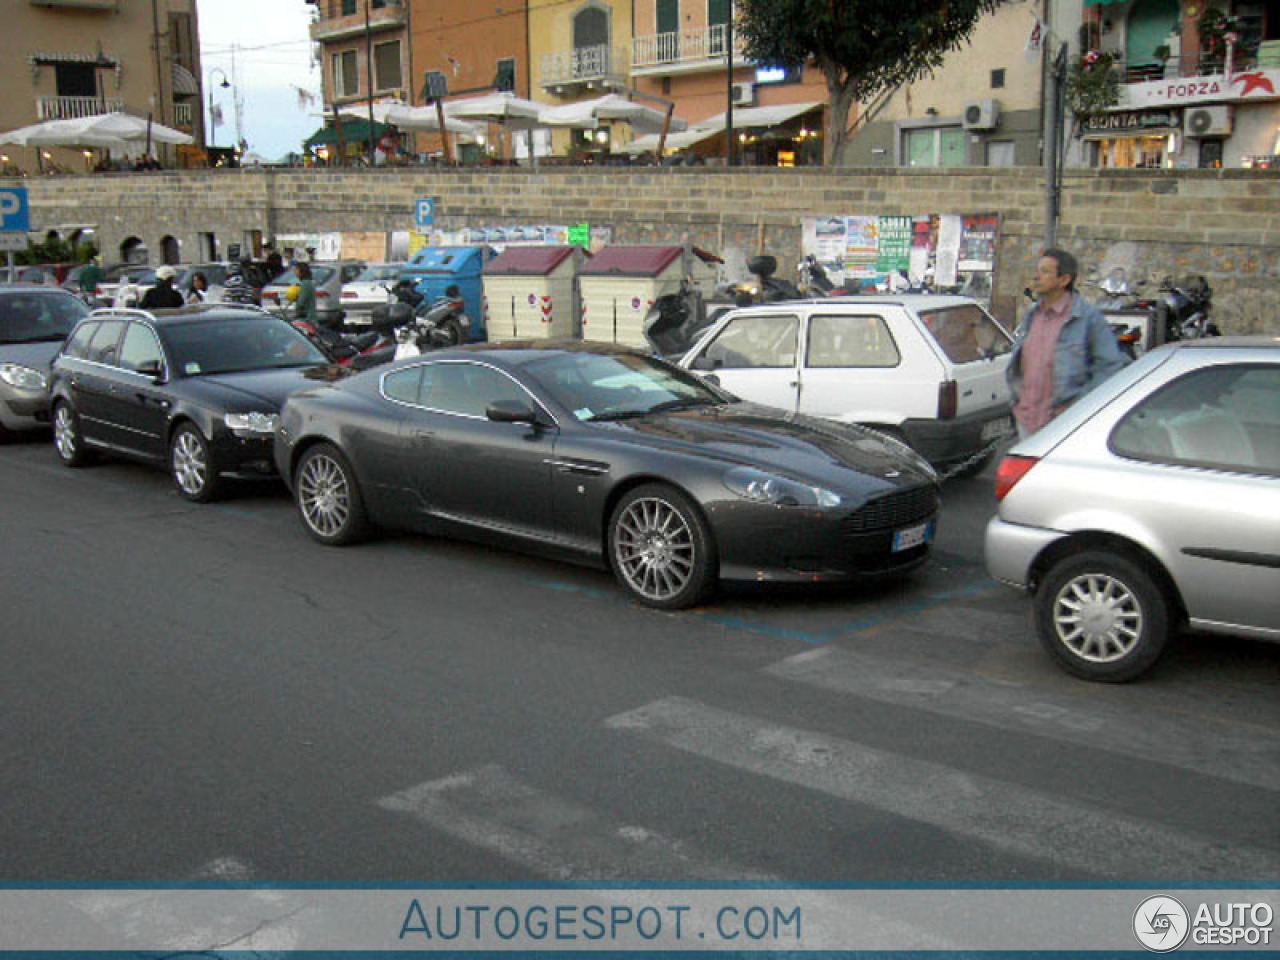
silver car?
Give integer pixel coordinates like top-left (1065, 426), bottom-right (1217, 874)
top-left (985, 337), bottom-right (1280, 682)
top-left (0, 286), bottom-right (89, 438)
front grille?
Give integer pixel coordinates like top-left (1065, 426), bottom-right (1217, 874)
top-left (841, 484), bottom-right (939, 535)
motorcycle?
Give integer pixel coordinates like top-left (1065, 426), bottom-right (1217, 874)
top-left (1156, 274), bottom-right (1217, 342)
top-left (1094, 268), bottom-right (1159, 359)
top-left (291, 312), bottom-right (397, 370)
top-left (389, 288), bottom-right (470, 360)
top-left (644, 278), bottom-right (726, 360)
top-left (798, 255), bottom-right (861, 298)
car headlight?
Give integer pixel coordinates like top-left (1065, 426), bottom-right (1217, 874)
top-left (724, 466), bottom-right (841, 508)
top-left (224, 411), bottom-right (279, 436)
top-left (0, 363), bottom-right (48, 391)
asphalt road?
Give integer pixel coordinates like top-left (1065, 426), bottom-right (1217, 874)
top-left (1, 433), bottom-right (1276, 884)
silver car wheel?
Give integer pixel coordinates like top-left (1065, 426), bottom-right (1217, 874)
top-left (54, 404), bottom-right (77, 461)
top-left (172, 430), bottom-right (208, 496)
top-left (1051, 572), bottom-right (1143, 664)
top-left (613, 496), bottom-right (697, 603)
top-left (297, 450), bottom-right (350, 539)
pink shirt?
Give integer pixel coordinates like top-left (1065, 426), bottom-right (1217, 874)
top-left (1013, 297), bottom-right (1072, 435)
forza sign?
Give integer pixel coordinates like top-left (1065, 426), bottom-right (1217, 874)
top-left (1120, 67), bottom-right (1280, 109)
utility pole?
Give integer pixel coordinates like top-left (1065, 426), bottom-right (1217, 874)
top-left (231, 44), bottom-right (245, 151)
top-left (726, 7), bottom-right (736, 166)
top-left (1044, 43), bottom-right (1068, 249)
top-left (365, 0), bottom-right (376, 165)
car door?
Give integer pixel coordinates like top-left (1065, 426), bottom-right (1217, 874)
top-left (72, 318), bottom-right (128, 447)
top-left (107, 320), bottom-right (170, 461)
top-left (796, 307), bottom-right (935, 426)
top-left (686, 311), bottom-right (800, 414)
top-left (400, 359), bottom-right (558, 541)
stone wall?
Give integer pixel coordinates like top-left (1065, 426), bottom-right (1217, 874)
top-left (6, 165), bottom-right (1279, 333)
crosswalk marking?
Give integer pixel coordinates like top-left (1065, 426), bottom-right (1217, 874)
top-left (377, 764), bottom-right (770, 881)
top-left (605, 696), bottom-right (1280, 879)
top-left (766, 646), bottom-right (1280, 791)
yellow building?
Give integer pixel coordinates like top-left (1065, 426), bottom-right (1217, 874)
top-left (0, 0), bottom-right (204, 176)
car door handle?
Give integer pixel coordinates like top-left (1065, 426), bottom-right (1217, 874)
top-left (414, 430), bottom-right (434, 440)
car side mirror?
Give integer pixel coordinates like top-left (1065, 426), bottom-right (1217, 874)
top-left (692, 354), bottom-right (720, 371)
top-left (136, 360), bottom-right (165, 381)
top-left (702, 373), bottom-right (721, 388)
top-left (487, 398), bottom-right (538, 425)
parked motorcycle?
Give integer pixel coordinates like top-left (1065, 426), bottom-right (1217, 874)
top-left (292, 313), bottom-right (397, 370)
top-left (644, 279), bottom-right (724, 359)
top-left (390, 287), bottom-right (470, 360)
top-left (1156, 274), bottom-right (1217, 342)
top-left (1094, 268), bottom-right (1159, 359)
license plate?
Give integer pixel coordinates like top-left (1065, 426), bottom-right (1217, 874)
top-left (893, 520), bottom-right (932, 552)
top-left (981, 416), bottom-right (1013, 441)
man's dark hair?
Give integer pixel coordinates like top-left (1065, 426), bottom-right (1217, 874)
top-left (1041, 247), bottom-right (1079, 291)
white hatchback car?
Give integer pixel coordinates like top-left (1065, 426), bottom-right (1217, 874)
top-left (679, 295), bottom-right (1015, 474)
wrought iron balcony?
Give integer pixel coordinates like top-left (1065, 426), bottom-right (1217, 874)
top-left (37, 96), bottom-right (125, 120)
top-left (631, 23), bottom-right (747, 76)
top-left (539, 43), bottom-right (629, 92)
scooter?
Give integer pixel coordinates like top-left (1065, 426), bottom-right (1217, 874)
top-left (1156, 274), bottom-right (1217, 341)
top-left (1094, 269), bottom-right (1159, 359)
top-left (391, 291), bottom-right (470, 360)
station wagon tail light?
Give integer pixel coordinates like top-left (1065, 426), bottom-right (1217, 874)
top-left (994, 455), bottom-right (1038, 501)
top-left (937, 379), bottom-right (958, 420)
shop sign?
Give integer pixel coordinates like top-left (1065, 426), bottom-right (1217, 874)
top-left (1084, 109), bottom-right (1182, 135)
top-left (1119, 67), bottom-right (1280, 109)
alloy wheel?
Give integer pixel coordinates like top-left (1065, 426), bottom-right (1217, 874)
top-left (612, 496), bottom-right (697, 603)
top-left (172, 429), bottom-right (208, 497)
top-left (297, 451), bottom-right (351, 539)
top-left (54, 405), bottom-right (78, 462)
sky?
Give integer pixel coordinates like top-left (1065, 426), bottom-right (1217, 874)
top-left (196, 0), bottom-right (323, 162)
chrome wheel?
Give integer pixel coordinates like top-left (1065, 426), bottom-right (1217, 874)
top-left (297, 450), bottom-right (351, 539)
top-left (1050, 573), bottom-right (1142, 663)
top-left (54, 404), bottom-right (79, 463)
top-left (172, 428), bottom-right (209, 497)
top-left (610, 487), bottom-right (714, 609)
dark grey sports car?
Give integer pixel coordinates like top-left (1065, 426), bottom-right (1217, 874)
top-left (274, 341), bottom-right (941, 609)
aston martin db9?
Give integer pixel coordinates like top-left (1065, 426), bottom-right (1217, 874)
top-left (274, 341), bottom-right (941, 608)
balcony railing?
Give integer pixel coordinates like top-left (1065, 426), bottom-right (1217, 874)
top-left (632, 23), bottom-right (747, 72)
top-left (37, 96), bottom-right (125, 120)
top-left (540, 43), bottom-right (629, 89)
top-left (1105, 49), bottom-right (1262, 84)
top-left (310, 0), bottom-right (405, 43)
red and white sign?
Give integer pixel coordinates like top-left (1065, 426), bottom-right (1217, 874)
top-left (1120, 68), bottom-right (1280, 109)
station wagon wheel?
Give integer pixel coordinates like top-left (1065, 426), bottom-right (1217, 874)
top-left (294, 443), bottom-right (369, 545)
top-left (53, 401), bottom-right (92, 468)
top-left (609, 484), bottom-right (716, 610)
top-left (1034, 549), bottom-right (1170, 683)
top-left (170, 423), bottom-right (223, 503)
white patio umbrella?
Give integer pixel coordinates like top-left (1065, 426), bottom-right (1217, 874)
top-left (0, 112), bottom-right (192, 148)
top-left (443, 92), bottom-right (544, 128)
top-left (539, 94), bottom-right (688, 135)
top-left (338, 100), bottom-right (478, 134)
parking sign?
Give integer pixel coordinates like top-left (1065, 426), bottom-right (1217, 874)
top-left (0, 187), bottom-right (30, 233)
top-left (415, 198), bottom-right (435, 231)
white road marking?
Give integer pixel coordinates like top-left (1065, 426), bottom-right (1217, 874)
top-left (605, 696), bottom-right (1280, 879)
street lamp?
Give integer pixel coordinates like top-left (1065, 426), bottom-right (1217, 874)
top-left (208, 67), bottom-right (231, 149)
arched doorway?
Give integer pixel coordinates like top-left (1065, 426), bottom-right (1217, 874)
top-left (160, 235), bottom-right (180, 264)
top-left (120, 236), bottom-right (148, 264)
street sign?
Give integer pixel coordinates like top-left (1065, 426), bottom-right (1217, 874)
top-left (415, 198), bottom-right (435, 231)
top-left (0, 233), bottom-right (26, 252)
top-left (0, 187), bottom-right (30, 233)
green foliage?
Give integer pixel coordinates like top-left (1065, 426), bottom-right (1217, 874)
top-left (736, 0), bottom-right (1005, 103)
top-left (15, 236), bottom-right (97, 267)
top-left (1065, 50), bottom-right (1120, 135)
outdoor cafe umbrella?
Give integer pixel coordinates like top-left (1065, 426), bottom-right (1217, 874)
top-left (0, 112), bottom-right (192, 149)
top-left (444, 93), bottom-right (545, 162)
top-left (338, 100), bottom-right (479, 135)
top-left (539, 94), bottom-right (688, 135)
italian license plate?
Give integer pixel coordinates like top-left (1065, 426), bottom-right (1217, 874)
top-left (893, 520), bottom-right (933, 553)
top-left (981, 416), bottom-right (1013, 441)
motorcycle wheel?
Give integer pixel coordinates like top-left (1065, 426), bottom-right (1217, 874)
top-left (437, 317), bottom-right (464, 347)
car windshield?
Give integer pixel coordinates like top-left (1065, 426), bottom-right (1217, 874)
top-left (272, 266), bottom-right (336, 286)
top-left (523, 350), bottom-right (729, 422)
top-left (0, 291), bottom-right (89, 344)
top-left (158, 315), bottom-right (329, 376)
top-left (354, 265), bottom-right (401, 283)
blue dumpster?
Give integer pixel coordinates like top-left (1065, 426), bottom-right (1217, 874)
top-left (399, 246), bottom-right (495, 341)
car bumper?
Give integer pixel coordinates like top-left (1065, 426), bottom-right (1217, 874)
top-left (983, 515), bottom-right (1065, 590)
top-left (902, 406), bottom-right (1013, 465)
top-left (0, 387), bottom-right (52, 431)
top-left (710, 499), bottom-right (937, 583)
top-left (212, 432), bottom-right (279, 480)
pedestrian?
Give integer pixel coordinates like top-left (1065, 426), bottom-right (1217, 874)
top-left (293, 260), bottom-right (318, 327)
top-left (187, 271), bottom-right (209, 304)
top-left (265, 249), bottom-right (284, 281)
top-left (77, 256), bottom-right (103, 303)
top-left (1006, 247), bottom-right (1127, 439)
top-left (139, 265), bottom-right (185, 309)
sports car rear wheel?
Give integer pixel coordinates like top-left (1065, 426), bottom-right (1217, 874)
top-left (295, 443), bottom-right (369, 545)
top-left (609, 484), bottom-right (716, 610)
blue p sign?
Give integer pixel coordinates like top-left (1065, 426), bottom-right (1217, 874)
top-left (415, 197), bottom-right (435, 231)
top-left (0, 187), bottom-right (30, 232)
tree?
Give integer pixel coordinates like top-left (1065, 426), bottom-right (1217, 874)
top-left (736, 0), bottom-right (1006, 166)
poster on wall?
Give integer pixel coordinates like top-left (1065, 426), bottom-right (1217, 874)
top-left (801, 213), bottom-right (999, 306)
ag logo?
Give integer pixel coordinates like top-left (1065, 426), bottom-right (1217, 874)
top-left (1134, 895), bottom-right (1190, 952)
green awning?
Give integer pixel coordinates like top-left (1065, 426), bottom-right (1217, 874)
top-left (304, 119), bottom-right (390, 149)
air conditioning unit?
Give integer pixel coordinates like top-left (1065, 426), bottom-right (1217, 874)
top-left (731, 82), bottom-right (756, 106)
top-left (1184, 105), bottom-right (1233, 137)
top-left (963, 99), bottom-right (999, 130)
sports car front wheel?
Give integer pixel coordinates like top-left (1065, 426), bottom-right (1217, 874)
top-left (294, 443), bottom-right (369, 545)
top-left (609, 484), bottom-right (716, 610)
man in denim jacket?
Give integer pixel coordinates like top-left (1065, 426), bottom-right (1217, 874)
top-left (1007, 248), bottom-right (1127, 438)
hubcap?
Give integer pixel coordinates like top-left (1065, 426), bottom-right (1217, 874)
top-left (298, 453), bottom-right (349, 537)
top-left (172, 431), bottom-right (207, 495)
top-left (614, 497), bottom-right (695, 601)
top-left (1052, 573), bottom-right (1143, 663)
top-left (54, 407), bottom-right (76, 461)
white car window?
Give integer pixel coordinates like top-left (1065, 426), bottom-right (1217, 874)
top-left (919, 304), bottom-right (1011, 363)
top-left (806, 314), bottom-right (900, 368)
top-left (701, 314), bottom-right (798, 369)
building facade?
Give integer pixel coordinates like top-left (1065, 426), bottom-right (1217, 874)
top-left (0, 0), bottom-right (204, 176)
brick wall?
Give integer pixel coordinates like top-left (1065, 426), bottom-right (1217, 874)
top-left (6, 166), bottom-right (1278, 333)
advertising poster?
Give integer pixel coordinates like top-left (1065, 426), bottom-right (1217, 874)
top-left (843, 216), bottom-right (880, 279)
top-left (934, 215), bottom-right (963, 289)
top-left (875, 216), bottom-right (913, 275)
top-left (959, 214), bottom-right (998, 271)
